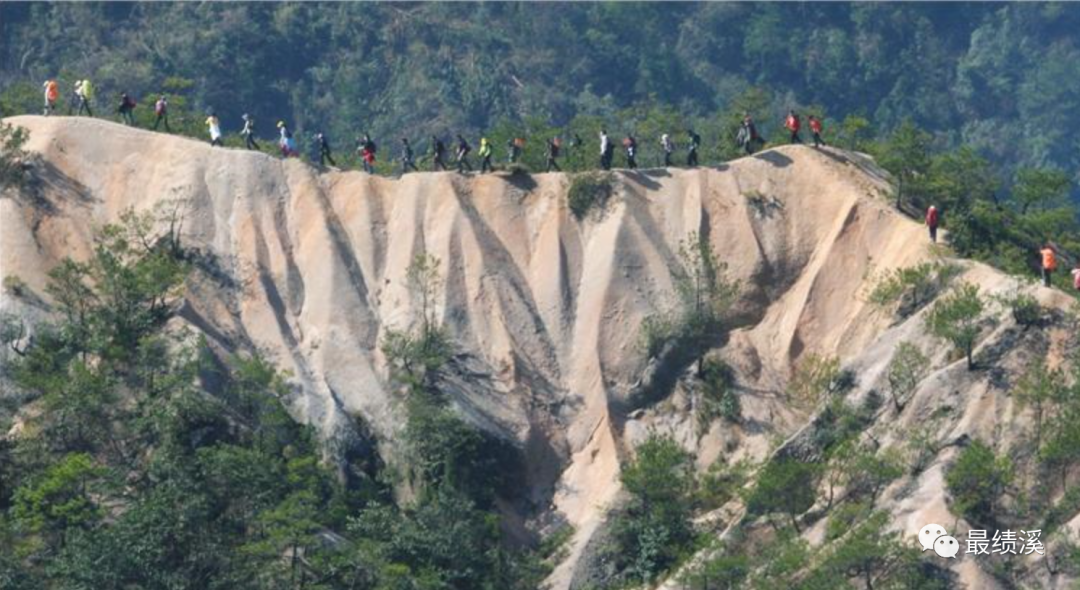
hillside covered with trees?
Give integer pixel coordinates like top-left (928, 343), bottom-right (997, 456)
top-left (3, 2), bottom-right (1080, 178)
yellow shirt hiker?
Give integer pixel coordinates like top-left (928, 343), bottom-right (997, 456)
top-left (205, 114), bottom-right (223, 146)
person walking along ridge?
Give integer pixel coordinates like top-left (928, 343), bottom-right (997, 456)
top-left (785, 110), bottom-right (802, 144)
top-left (686, 129), bottom-right (701, 167)
top-left (153, 96), bottom-right (171, 132)
top-left (205, 113), bottom-right (223, 146)
top-left (400, 138), bottom-right (419, 174)
top-left (241, 114), bottom-right (260, 150)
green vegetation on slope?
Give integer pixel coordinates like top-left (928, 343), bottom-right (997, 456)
top-left (0, 212), bottom-right (544, 590)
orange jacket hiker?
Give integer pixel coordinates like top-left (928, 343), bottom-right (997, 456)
top-left (1042, 247), bottom-right (1057, 271)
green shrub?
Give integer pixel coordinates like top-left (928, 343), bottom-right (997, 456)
top-left (787, 354), bottom-right (841, 410)
top-left (885, 342), bottom-right (929, 412)
top-left (926, 282), bottom-right (985, 370)
top-left (607, 434), bottom-right (696, 584)
top-left (997, 290), bottom-right (1043, 327)
top-left (0, 122), bottom-right (30, 190)
top-left (745, 458), bottom-right (821, 533)
top-left (697, 457), bottom-right (753, 511)
top-left (867, 261), bottom-right (962, 316)
top-left (946, 439), bottom-right (1013, 524)
top-left (698, 359), bottom-right (741, 427)
top-left (567, 172), bottom-right (614, 219)
top-left (2, 275), bottom-right (27, 297)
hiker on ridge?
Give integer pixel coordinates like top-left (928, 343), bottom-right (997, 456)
top-left (43, 79), bottom-right (59, 116)
top-left (359, 134), bottom-right (376, 173)
top-left (153, 96), bottom-right (171, 132)
top-left (316, 132), bottom-right (336, 167)
top-left (809, 115), bottom-right (826, 148)
top-left (205, 113), bottom-right (223, 147)
top-left (660, 133), bottom-right (675, 167)
top-left (624, 135), bottom-right (638, 169)
top-left (241, 114), bottom-right (260, 150)
top-left (117, 93), bottom-right (137, 126)
top-left (479, 137), bottom-right (493, 173)
top-left (737, 114), bottom-right (759, 155)
top-left (455, 134), bottom-right (473, 173)
top-left (546, 137), bottom-right (562, 172)
top-left (599, 129), bottom-right (612, 170)
top-left (507, 137), bottom-right (523, 164)
top-left (686, 129), bottom-right (701, 167)
top-left (400, 138), bottom-right (419, 174)
top-left (430, 135), bottom-right (447, 171)
top-left (277, 121), bottom-right (297, 157)
top-left (785, 110), bottom-right (802, 144)
top-left (925, 205), bottom-right (940, 243)
top-left (1041, 243), bottom-right (1057, 288)
top-left (71, 80), bottom-right (94, 116)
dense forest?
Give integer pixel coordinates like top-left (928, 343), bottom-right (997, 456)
top-left (3, 2), bottom-right (1080, 178)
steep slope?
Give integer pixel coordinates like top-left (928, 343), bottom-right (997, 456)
top-left (3, 116), bottom-right (1076, 589)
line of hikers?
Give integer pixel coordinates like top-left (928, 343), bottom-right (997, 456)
top-left (41, 79), bottom-right (833, 175)
top-left (925, 203), bottom-right (1078, 291)
top-left (41, 79), bottom-right (1080, 295)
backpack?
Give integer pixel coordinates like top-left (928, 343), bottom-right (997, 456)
top-left (155, 100), bottom-right (166, 115)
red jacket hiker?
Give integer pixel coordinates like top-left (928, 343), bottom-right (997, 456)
top-left (810, 118), bottom-right (822, 134)
top-left (785, 111), bottom-right (802, 144)
top-left (926, 206), bottom-right (939, 243)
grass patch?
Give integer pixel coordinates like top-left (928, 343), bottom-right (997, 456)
top-left (568, 172), bottom-right (614, 219)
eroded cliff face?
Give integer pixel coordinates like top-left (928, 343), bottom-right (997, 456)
top-left (5, 116), bottom-right (1075, 589)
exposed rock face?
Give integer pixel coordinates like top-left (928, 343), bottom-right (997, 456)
top-left (4, 116), bottom-right (1075, 589)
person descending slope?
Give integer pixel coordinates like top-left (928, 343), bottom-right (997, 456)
top-left (455, 134), bottom-right (473, 173)
top-left (507, 136), bottom-right (524, 164)
top-left (624, 135), bottom-right (638, 169)
top-left (599, 129), bottom-right (612, 170)
top-left (430, 135), bottom-right (447, 171)
top-left (546, 137), bottom-right (562, 172)
top-left (153, 96), bottom-right (171, 132)
top-left (43, 79), bottom-right (59, 116)
top-left (479, 137), bottom-right (493, 173)
top-left (809, 115), bottom-right (826, 147)
top-left (205, 113), bottom-right (223, 147)
top-left (737, 114), bottom-right (759, 155)
top-left (785, 110), bottom-right (802, 144)
top-left (241, 114), bottom-right (260, 150)
top-left (316, 132), bottom-right (336, 167)
top-left (1041, 243), bottom-right (1057, 288)
top-left (400, 138), bottom-right (419, 174)
top-left (660, 133), bottom-right (675, 167)
top-left (925, 205), bottom-right (940, 243)
top-left (686, 129), bottom-right (701, 167)
top-left (359, 134), bottom-right (377, 173)
top-left (117, 93), bottom-right (137, 126)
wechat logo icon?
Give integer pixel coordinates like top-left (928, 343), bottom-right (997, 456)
top-left (919, 523), bottom-right (959, 558)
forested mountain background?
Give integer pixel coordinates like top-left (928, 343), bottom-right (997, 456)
top-left (3, 2), bottom-right (1080, 178)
